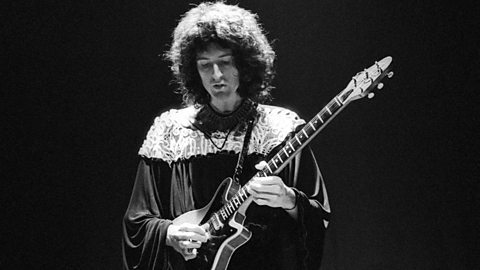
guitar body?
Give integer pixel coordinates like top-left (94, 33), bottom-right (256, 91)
top-left (173, 177), bottom-right (253, 270)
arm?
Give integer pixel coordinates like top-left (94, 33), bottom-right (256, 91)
top-left (248, 147), bottom-right (330, 269)
top-left (282, 147), bottom-right (330, 269)
top-left (122, 159), bottom-right (208, 269)
top-left (122, 159), bottom-right (172, 270)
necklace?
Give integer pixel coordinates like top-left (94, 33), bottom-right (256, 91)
top-left (206, 129), bottom-right (234, 150)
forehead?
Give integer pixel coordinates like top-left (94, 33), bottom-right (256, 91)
top-left (196, 43), bottom-right (233, 60)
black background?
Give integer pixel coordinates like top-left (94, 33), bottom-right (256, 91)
top-left (3, 0), bottom-right (479, 269)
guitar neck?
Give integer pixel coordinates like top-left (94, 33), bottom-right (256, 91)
top-left (208, 89), bottom-right (353, 227)
top-left (256, 89), bottom-right (353, 177)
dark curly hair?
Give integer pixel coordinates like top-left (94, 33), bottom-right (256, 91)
top-left (165, 2), bottom-right (276, 105)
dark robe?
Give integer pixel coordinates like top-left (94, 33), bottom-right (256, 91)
top-left (122, 104), bottom-right (330, 270)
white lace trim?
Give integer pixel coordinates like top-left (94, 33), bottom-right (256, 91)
top-left (138, 104), bottom-right (305, 163)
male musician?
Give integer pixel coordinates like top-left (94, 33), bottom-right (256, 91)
top-left (122, 2), bottom-right (330, 269)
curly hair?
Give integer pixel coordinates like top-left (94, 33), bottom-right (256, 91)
top-left (165, 1), bottom-right (276, 105)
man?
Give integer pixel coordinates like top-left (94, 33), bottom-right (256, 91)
top-left (122, 2), bottom-right (330, 269)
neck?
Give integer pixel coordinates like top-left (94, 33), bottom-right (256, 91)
top-left (209, 95), bottom-right (243, 114)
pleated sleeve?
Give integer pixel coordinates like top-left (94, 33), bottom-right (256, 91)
top-left (276, 144), bottom-right (331, 270)
top-left (122, 158), bottom-right (174, 270)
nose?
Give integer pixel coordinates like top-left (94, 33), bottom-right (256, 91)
top-left (212, 63), bottom-right (223, 80)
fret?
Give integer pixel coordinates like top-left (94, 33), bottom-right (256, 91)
top-left (232, 196), bottom-right (239, 207)
top-left (326, 106), bottom-right (331, 115)
top-left (237, 195), bottom-right (242, 205)
top-left (271, 157), bottom-right (278, 168)
top-left (237, 190), bottom-right (244, 200)
top-left (276, 153), bottom-right (283, 163)
top-left (265, 163), bottom-right (273, 174)
top-left (332, 99), bottom-right (341, 110)
top-left (316, 115), bottom-right (324, 123)
top-left (220, 209), bottom-right (227, 220)
top-left (301, 129), bottom-right (309, 138)
top-left (334, 96), bottom-right (341, 105)
top-left (237, 195), bottom-right (243, 205)
top-left (287, 141), bottom-right (295, 152)
top-left (308, 122), bottom-right (316, 131)
top-left (211, 213), bottom-right (221, 230)
top-left (213, 213), bottom-right (220, 224)
top-left (239, 188), bottom-right (247, 199)
top-left (282, 147), bottom-right (290, 157)
top-left (295, 135), bottom-right (302, 144)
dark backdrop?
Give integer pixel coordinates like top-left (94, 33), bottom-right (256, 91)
top-left (3, 0), bottom-right (479, 269)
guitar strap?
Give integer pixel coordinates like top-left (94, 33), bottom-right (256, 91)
top-left (232, 117), bottom-right (255, 183)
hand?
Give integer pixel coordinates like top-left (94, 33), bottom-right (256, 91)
top-left (246, 161), bottom-right (297, 210)
top-left (166, 223), bottom-right (209, 261)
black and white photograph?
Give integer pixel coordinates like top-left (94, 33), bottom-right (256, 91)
top-left (3, 0), bottom-right (478, 269)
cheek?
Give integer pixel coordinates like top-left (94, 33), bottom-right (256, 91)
top-left (198, 71), bottom-right (209, 86)
top-left (231, 68), bottom-right (239, 81)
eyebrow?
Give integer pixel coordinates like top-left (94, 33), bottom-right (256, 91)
top-left (196, 53), bottom-right (232, 61)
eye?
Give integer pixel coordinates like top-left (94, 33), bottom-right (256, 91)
top-left (221, 57), bottom-right (233, 66)
top-left (197, 61), bottom-right (211, 70)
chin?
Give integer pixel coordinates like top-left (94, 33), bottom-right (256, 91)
top-left (209, 87), bottom-right (229, 95)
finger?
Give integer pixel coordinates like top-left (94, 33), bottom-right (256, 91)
top-left (252, 193), bottom-right (280, 202)
top-left (201, 223), bottom-right (210, 232)
top-left (187, 248), bottom-right (197, 256)
top-left (177, 231), bottom-right (208, 243)
top-left (180, 240), bottom-right (202, 249)
top-left (254, 161), bottom-right (268, 170)
top-left (249, 183), bottom-right (282, 195)
top-left (178, 225), bottom-right (208, 242)
top-left (183, 248), bottom-right (197, 261)
top-left (179, 224), bottom-right (208, 235)
top-left (253, 197), bottom-right (273, 206)
top-left (252, 176), bottom-right (283, 185)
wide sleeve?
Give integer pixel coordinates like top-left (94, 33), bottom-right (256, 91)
top-left (277, 146), bottom-right (331, 270)
top-left (122, 158), bottom-right (173, 270)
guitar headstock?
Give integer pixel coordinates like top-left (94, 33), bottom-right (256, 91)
top-left (339, 56), bottom-right (393, 104)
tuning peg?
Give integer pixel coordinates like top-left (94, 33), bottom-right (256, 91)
top-left (377, 83), bottom-right (384, 90)
top-left (368, 93), bottom-right (375, 99)
top-left (387, 71), bottom-right (394, 78)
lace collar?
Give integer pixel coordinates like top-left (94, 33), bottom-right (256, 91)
top-left (193, 99), bottom-right (258, 134)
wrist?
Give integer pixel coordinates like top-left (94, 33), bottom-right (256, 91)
top-left (165, 224), bottom-right (174, 247)
top-left (283, 188), bottom-right (297, 210)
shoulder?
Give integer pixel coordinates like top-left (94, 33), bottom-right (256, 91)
top-left (138, 106), bottom-right (198, 159)
top-left (156, 106), bottom-right (197, 126)
top-left (146, 106), bottom-right (197, 137)
top-left (256, 104), bottom-right (305, 131)
top-left (249, 104), bottom-right (306, 156)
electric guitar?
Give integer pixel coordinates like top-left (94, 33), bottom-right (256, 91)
top-left (173, 56), bottom-right (394, 269)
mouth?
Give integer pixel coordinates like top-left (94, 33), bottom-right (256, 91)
top-left (212, 83), bottom-right (226, 90)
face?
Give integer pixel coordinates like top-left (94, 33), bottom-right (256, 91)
top-left (196, 43), bottom-right (240, 101)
